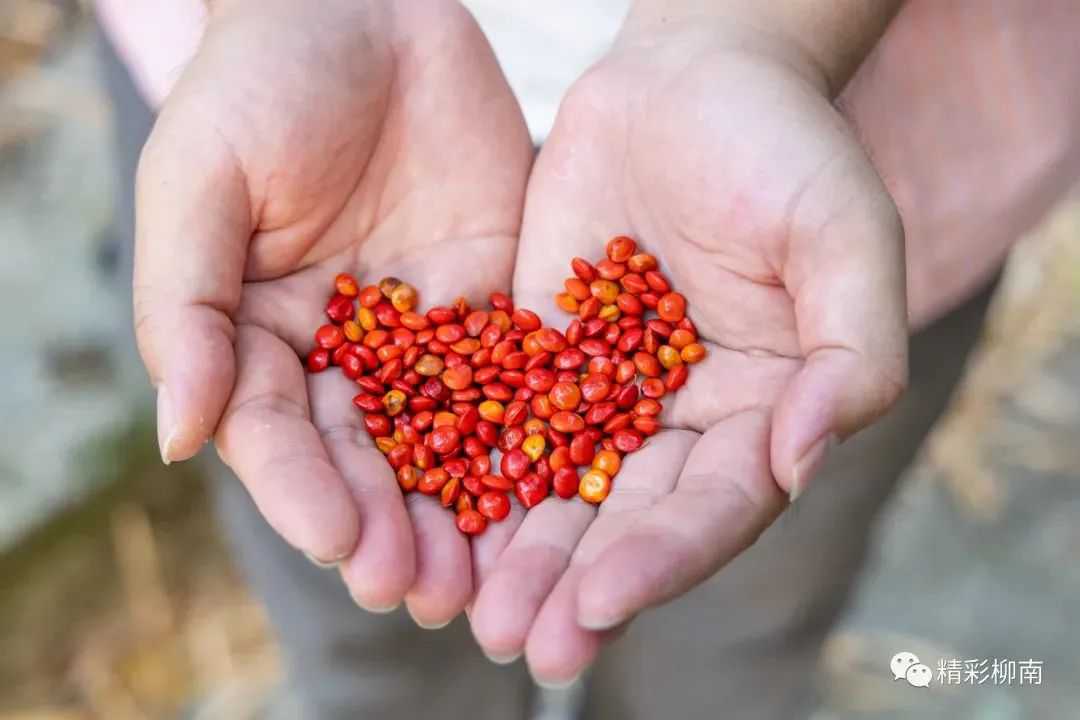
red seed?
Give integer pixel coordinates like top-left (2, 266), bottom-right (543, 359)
top-left (596, 259), bottom-right (627, 281)
top-left (306, 348), bottom-right (330, 372)
top-left (397, 466), bottom-right (421, 492)
top-left (633, 415), bottom-right (661, 436)
top-left (441, 477), bottom-right (462, 507)
top-left (481, 473), bottom-right (513, 491)
top-left (580, 373), bottom-right (612, 403)
top-left (569, 433), bottom-right (596, 466)
top-left (621, 273), bottom-right (649, 294)
top-left (456, 509), bottom-right (488, 535)
top-left (603, 413), bottom-right (632, 434)
top-left (553, 467), bottom-right (579, 499)
top-left (475, 421), bottom-right (499, 446)
top-left (657, 292), bottom-right (687, 323)
top-left (585, 401), bottom-right (617, 425)
top-left (549, 382), bottom-right (582, 411)
top-left (644, 271), bottom-right (670, 293)
top-left (363, 413), bottom-right (391, 437)
top-left (413, 443), bottom-right (435, 470)
top-left (641, 377), bottom-right (666, 398)
top-left (615, 293), bottom-right (643, 316)
top-left (477, 491), bottom-right (511, 521)
top-left (606, 235), bottom-right (637, 263)
top-left (482, 383), bottom-right (514, 402)
top-left (571, 257), bottom-right (597, 282)
top-left (550, 411), bottom-right (586, 434)
top-left (579, 338), bottom-right (611, 357)
top-left (326, 293), bottom-right (355, 323)
top-left (501, 448), bottom-right (531, 480)
top-left (464, 310), bottom-right (489, 337)
top-left (400, 311), bottom-right (430, 331)
top-left (374, 302), bottom-right (401, 328)
top-left (627, 253), bottom-right (658, 273)
top-left (464, 476), bottom-right (485, 496)
top-left (490, 292), bottom-right (514, 312)
top-left (418, 467), bottom-right (450, 495)
top-left (665, 364), bottom-right (689, 391)
top-left (612, 428), bottom-right (644, 452)
top-left (314, 324), bottom-right (345, 350)
top-left (428, 426), bottom-right (462, 456)
top-left (553, 348), bottom-right (586, 371)
top-left (514, 473), bottom-right (550, 509)
top-left (512, 308), bottom-right (542, 332)
top-left (353, 393), bottom-right (382, 413)
top-left (470, 455), bottom-right (492, 477)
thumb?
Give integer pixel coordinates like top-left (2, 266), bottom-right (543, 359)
top-left (770, 173), bottom-right (908, 500)
top-left (134, 105), bottom-right (251, 464)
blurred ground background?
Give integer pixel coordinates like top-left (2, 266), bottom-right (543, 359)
top-left (1, 3), bottom-right (1078, 719)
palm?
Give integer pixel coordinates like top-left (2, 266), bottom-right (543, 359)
top-left (135, 1), bottom-right (532, 620)
top-left (469, 41), bottom-right (904, 679)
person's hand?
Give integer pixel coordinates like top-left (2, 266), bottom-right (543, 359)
top-left (133, 0), bottom-right (533, 623)
top-left (469, 8), bottom-right (907, 680)
top-left (841, 0), bottom-right (1080, 329)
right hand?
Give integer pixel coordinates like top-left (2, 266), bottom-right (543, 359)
top-left (133, 0), bottom-right (533, 622)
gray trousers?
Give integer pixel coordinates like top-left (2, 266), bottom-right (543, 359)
top-left (100, 26), bottom-right (994, 720)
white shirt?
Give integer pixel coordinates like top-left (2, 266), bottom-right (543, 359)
top-left (95, 0), bottom-right (630, 140)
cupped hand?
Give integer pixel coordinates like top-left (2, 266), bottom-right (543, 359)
top-left (133, 0), bottom-right (533, 623)
top-left (469, 20), bottom-right (907, 681)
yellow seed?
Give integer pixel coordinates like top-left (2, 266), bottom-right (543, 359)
top-left (390, 282), bottom-right (418, 313)
top-left (598, 304), bottom-right (620, 322)
top-left (523, 418), bottom-right (546, 436)
top-left (579, 468), bottom-right (612, 503)
top-left (433, 411), bottom-right (459, 428)
top-left (555, 292), bottom-right (579, 313)
top-left (342, 320), bottom-right (363, 342)
top-left (375, 436), bottom-right (397, 454)
top-left (357, 306), bottom-right (377, 331)
top-left (378, 276), bottom-right (402, 298)
top-left (681, 343), bottom-right (707, 364)
top-left (489, 310), bottom-right (512, 332)
top-left (657, 345), bottom-right (682, 370)
top-left (382, 389), bottom-right (407, 417)
top-left (522, 434), bottom-right (547, 462)
top-left (478, 400), bottom-right (505, 424)
top-left (592, 449), bottom-right (621, 477)
top-left (414, 354), bottom-right (445, 377)
top-left (590, 279), bottom-right (619, 305)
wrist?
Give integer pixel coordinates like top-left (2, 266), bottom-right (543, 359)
top-left (622, 0), bottom-right (901, 97)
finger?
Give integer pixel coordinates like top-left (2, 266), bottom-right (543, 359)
top-left (134, 109), bottom-right (250, 464)
top-left (215, 324), bottom-right (359, 563)
top-left (469, 497), bottom-right (593, 663)
top-left (522, 430), bottom-right (696, 684)
top-left (772, 167), bottom-right (908, 499)
top-left (576, 409), bottom-right (785, 632)
top-left (307, 368), bottom-right (416, 612)
top-left (403, 495), bottom-right (474, 629)
top-left (469, 497), bottom-right (526, 592)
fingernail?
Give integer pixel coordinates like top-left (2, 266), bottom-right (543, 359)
top-left (790, 433), bottom-right (834, 502)
top-left (533, 670), bottom-right (584, 690)
top-left (303, 552), bottom-right (340, 569)
top-left (366, 603), bottom-right (400, 615)
top-left (578, 612), bottom-right (623, 631)
top-left (483, 650), bottom-right (522, 665)
top-left (156, 386), bottom-right (177, 465)
top-left (407, 606), bottom-right (452, 630)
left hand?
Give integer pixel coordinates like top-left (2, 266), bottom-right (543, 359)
top-left (468, 16), bottom-right (907, 681)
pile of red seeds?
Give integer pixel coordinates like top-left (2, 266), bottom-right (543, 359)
top-left (305, 235), bottom-right (705, 535)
